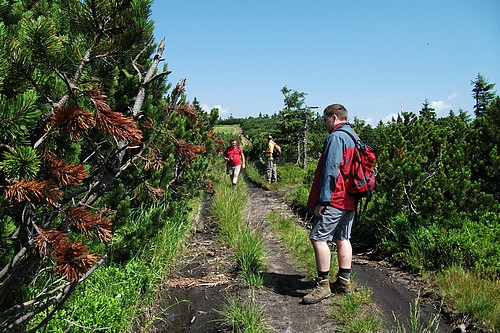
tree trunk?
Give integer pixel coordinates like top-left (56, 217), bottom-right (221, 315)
top-left (303, 117), bottom-right (308, 169)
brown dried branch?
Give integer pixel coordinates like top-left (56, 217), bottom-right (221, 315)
top-left (179, 104), bottom-right (198, 120)
top-left (214, 139), bottom-right (225, 146)
top-left (141, 116), bottom-right (157, 131)
top-left (144, 181), bottom-right (166, 200)
top-left (171, 80), bottom-right (186, 99)
top-left (66, 206), bottom-right (112, 242)
top-left (33, 229), bottom-right (68, 259)
top-left (143, 144), bottom-right (165, 171)
top-left (214, 139), bottom-right (226, 154)
top-left (93, 96), bottom-right (143, 145)
top-left (53, 241), bottom-right (100, 282)
top-left (170, 136), bottom-right (206, 160)
top-left (5, 180), bottom-right (62, 205)
top-left (43, 151), bottom-right (87, 187)
top-left (48, 106), bottom-right (95, 141)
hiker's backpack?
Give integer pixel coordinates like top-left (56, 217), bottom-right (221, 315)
top-left (272, 143), bottom-right (282, 158)
top-left (336, 127), bottom-right (377, 200)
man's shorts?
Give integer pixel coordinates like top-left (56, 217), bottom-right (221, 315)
top-left (226, 164), bottom-right (241, 177)
top-left (310, 206), bottom-right (354, 242)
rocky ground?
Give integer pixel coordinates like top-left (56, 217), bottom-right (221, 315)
top-left (141, 182), bottom-right (485, 333)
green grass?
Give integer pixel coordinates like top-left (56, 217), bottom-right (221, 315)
top-left (209, 164), bottom-right (269, 330)
top-left (34, 204), bottom-right (192, 332)
top-left (244, 160), bottom-right (314, 207)
top-left (266, 210), bottom-right (318, 279)
top-left (391, 295), bottom-right (441, 333)
top-left (436, 265), bottom-right (499, 332)
top-left (211, 163), bottom-right (267, 287)
top-left (326, 285), bottom-right (382, 333)
top-left (214, 124), bottom-right (241, 134)
top-left (234, 231), bottom-right (266, 286)
top-left (215, 292), bottom-right (270, 333)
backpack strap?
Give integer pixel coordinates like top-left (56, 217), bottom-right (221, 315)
top-left (334, 124), bottom-right (358, 145)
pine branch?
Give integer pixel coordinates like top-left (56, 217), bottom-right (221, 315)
top-left (66, 206), bottom-right (112, 242)
top-left (5, 180), bottom-right (63, 206)
top-left (48, 107), bottom-right (95, 141)
top-left (0, 256), bottom-right (107, 332)
top-left (43, 151), bottom-right (87, 187)
top-left (131, 38), bottom-right (171, 119)
top-left (28, 255), bottom-right (106, 333)
top-left (80, 47), bottom-right (181, 207)
top-left (91, 92), bottom-right (142, 145)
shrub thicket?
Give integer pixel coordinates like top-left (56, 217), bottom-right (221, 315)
top-left (240, 85), bottom-right (499, 279)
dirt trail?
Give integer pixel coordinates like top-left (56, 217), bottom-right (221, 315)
top-left (144, 183), bottom-right (454, 332)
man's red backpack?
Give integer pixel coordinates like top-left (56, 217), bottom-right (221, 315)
top-left (336, 127), bottom-right (377, 200)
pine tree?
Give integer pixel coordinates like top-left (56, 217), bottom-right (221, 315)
top-left (472, 73), bottom-right (496, 117)
top-left (472, 95), bottom-right (500, 197)
top-left (0, 1), bottom-right (214, 330)
top-left (277, 86), bottom-right (312, 167)
top-left (419, 98), bottom-right (436, 120)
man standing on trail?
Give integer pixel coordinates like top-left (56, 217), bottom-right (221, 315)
top-left (265, 135), bottom-right (277, 183)
top-left (224, 139), bottom-right (245, 187)
top-left (302, 104), bottom-right (357, 305)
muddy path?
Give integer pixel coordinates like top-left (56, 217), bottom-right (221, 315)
top-left (144, 183), bottom-right (457, 332)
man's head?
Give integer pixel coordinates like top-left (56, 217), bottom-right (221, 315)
top-left (230, 139), bottom-right (237, 147)
top-left (323, 104), bottom-right (348, 132)
top-left (268, 135), bottom-right (273, 141)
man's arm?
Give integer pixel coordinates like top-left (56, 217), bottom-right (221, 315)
top-left (241, 150), bottom-right (246, 168)
top-left (318, 135), bottom-right (342, 205)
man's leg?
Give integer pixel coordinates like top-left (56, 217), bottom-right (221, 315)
top-left (272, 160), bottom-right (277, 182)
top-left (302, 239), bottom-right (332, 304)
top-left (336, 239), bottom-right (352, 272)
top-left (332, 239), bottom-right (353, 294)
top-left (232, 165), bottom-right (241, 186)
top-left (312, 239), bottom-right (331, 273)
top-left (266, 158), bottom-right (273, 182)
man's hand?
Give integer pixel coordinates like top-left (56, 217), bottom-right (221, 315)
top-left (314, 205), bottom-right (326, 217)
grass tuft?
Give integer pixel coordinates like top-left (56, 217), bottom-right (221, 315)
top-left (215, 291), bottom-right (270, 333)
top-left (436, 265), bottom-right (499, 332)
top-left (211, 163), bottom-right (267, 286)
top-left (328, 286), bottom-right (382, 333)
top-left (391, 295), bottom-right (441, 333)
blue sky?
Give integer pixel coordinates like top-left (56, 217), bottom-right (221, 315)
top-left (151, 1), bottom-right (500, 125)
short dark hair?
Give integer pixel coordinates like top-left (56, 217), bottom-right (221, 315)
top-left (324, 104), bottom-right (348, 121)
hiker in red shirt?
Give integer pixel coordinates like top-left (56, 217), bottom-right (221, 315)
top-left (223, 139), bottom-right (246, 187)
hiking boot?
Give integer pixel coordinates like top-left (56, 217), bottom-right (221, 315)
top-left (302, 278), bottom-right (331, 304)
top-left (331, 276), bottom-right (352, 295)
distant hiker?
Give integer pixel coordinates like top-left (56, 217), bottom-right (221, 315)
top-left (224, 139), bottom-right (245, 187)
top-left (265, 135), bottom-right (278, 183)
top-left (302, 104), bottom-right (357, 304)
